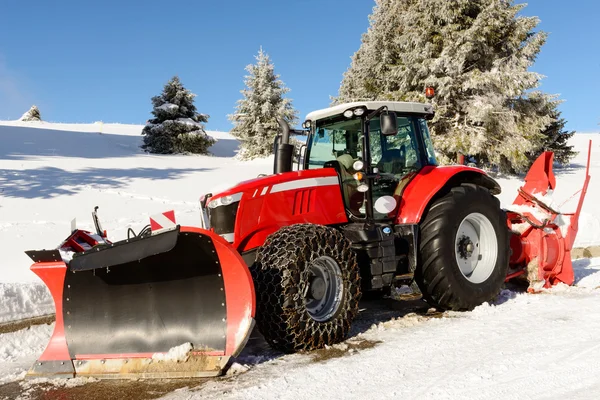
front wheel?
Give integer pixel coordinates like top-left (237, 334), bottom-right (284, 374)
top-left (251, 224), bottom-right (361, 353)
top-left (414, 183), bottom-right (509, 311)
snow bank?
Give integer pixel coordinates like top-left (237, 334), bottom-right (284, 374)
top-left (0, 324), bottom-right (53, 384)
top-left (0, 283), bottom-right (53, 323)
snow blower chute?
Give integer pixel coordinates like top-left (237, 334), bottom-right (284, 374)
top-left (505, 141), bottom-right (592, 291)
top-left (25, 211), bottom-right (255, 379)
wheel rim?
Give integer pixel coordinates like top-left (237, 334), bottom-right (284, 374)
top-left (305, 256), bottom-right (344, 322)
top-left (454, 212), bottom-right (498, 284)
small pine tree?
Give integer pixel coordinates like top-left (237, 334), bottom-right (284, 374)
top-left (142, 76), bottom-right (215, 154)
top-left (229, 48), bottom-right (298, 159)
top-left (19, 105), bottom-right (42, 122)
top-left (337, 0), bottom-right (574, 173)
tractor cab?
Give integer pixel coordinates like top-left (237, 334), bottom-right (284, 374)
top-left (302, 101), bottom-right (437, 219)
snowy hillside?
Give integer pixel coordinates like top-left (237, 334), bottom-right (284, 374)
top-left (0, 121), bottom-right (272, 320)
top-left (1, 121), bottom-right (599, 399)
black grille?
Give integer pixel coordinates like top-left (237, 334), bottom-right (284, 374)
top-left (208, 202), bottom-right (239, 235)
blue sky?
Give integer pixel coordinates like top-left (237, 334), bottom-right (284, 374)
top-left (0, 0), bottom-right (598, 132)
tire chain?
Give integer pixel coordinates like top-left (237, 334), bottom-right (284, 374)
top-left (251, 224), bottom-right (361, 353)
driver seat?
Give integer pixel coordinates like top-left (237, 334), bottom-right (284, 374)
top-left (377, 146), bottom-right (405, 175)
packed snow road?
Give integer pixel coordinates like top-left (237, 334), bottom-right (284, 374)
top-left (2, 264), bottom-right (600, 400)
top-left (1, 122), bottom-right (599, 399)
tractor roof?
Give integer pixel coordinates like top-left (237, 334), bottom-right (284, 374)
top-left (305, 101), bottom-right (434, 122)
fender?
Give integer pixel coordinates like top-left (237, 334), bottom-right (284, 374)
top-left (395, 165), bottom-right (501, 225)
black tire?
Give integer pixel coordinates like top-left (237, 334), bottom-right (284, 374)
top-left (414, 183), bottom-right (509, 311)
top-left (251, 224), bottom-right (361, 353)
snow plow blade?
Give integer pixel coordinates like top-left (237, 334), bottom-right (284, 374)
top-left (506, 141), bottom-right (592, 291)
top-left (25, 226), bottom-right (255, 379)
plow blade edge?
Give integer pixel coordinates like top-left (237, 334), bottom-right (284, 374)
top-left (26, 227), bottom-right (255, 379)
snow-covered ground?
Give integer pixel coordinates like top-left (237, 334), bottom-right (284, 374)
top-left (167, 259), bottom-right (600, 400)
top-left (1, 121), bottom-right (599, 399)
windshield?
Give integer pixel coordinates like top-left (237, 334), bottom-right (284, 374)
top-left (306, 114), bottom-right (435, 219)
top-left (307, 118), bottom-right (362, 169)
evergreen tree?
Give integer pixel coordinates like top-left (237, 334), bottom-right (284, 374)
top-left (229, 48), bottom-right (298, 159)
top-left (19, 105), bottom-right (41, 122)
top-left (337, 0), bottom-right (572, 173)
top-left (527, 105), bottom-right (576, 166)
top-left (142, 76), bottom-right (215, 154)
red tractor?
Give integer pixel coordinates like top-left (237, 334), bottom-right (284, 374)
top-left (26, 101), bottom-right (590, 379)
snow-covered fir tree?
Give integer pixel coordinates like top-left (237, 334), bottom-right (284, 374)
top-left (19, 105), bottom-right (41, 122)
top-left (337, 0), bottom-right (572, 173)
top-left (229, 48), bottom-right (298, 159)
top-left (142, 76), bottom-right (214, 154)
top-left (527, 103), bottom-right (576, 166)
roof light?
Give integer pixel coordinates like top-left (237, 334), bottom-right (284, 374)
top-left (425, 87), bottom-right (435, 99)
top-left (343, 109), bottom-right (354, 118)
top-left (303, 120), bottom-right (311, 129)
top-left (353, 107), bottom-right (365, 116)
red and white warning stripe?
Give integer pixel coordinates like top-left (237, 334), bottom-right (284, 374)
top-left (150, 210), bottom-right (177, 233)
top-left (251, 176), bottom-right (339, 198)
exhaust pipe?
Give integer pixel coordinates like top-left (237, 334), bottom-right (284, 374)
top-left (274, 118), bottom-right (294, 174)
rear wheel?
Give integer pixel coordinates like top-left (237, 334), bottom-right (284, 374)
top-left (414, 183), bottom-right (509, 311)
top-left (251, 224), bottom-right (361, 353)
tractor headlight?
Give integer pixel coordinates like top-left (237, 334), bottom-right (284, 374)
top-left (208, 193), bottom-right (243, 209)
top-left (357, 184), bottom-right (369, 192)
top-left (353, 107), bottom-right (365, 116)
top-left (352, 160), bottom-right (364, 171)
top-left (221, 195), bottom-right (234, 206)
top-left (343, 109), bottom-right (354, 118)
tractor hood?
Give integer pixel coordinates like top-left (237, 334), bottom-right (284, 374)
top-left (205, 169), bottom-right (340, 207)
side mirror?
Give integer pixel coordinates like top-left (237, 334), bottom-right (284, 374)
top-left (380, 111), bottom-right (398, 136)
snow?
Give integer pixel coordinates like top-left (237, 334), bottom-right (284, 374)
top-left (176, 117), bottom-right (203, 128)
top-left (0, 283), bottom-right (53, 324)
top-left (152, 343), bottom-right (193, 362)
top-left (1, 120), bottom-right (600, 398)
top-left (156, 103), bottom-right (179, 112)
top-left (0, 324), bottom-right (53, 384)
top-left (165, 259), bottom-right (600, 400)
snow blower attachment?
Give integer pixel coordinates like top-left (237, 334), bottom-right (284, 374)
top-left (506, 141), bottom-right (592, 291)
top-left (25, 209), bottom-right (255, 379)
